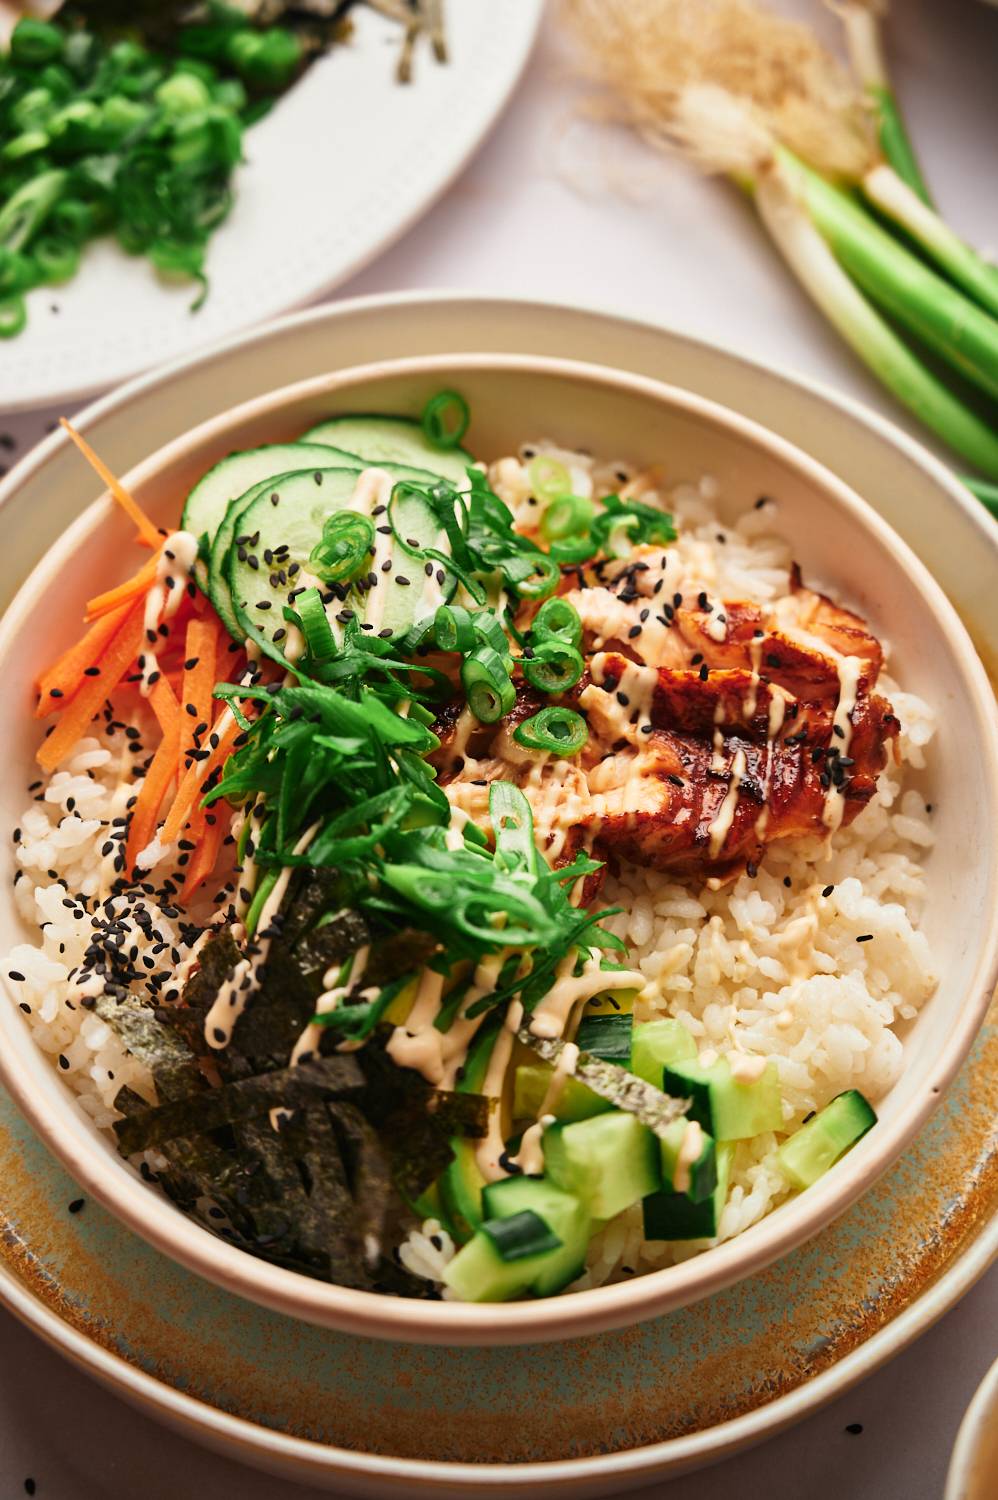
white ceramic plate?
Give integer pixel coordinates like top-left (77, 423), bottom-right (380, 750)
top-left (948, 1355), bottom-right (998, 1500)
top-left (0, 4), bottom-right (542, 413)
top-left (0, 294), bottom-right (996, 1488)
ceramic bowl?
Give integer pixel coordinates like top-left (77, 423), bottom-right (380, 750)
top-left (1, 351), bottom-right (996, 1346)
top-left (947, 1355), bottom-right (998, 1500)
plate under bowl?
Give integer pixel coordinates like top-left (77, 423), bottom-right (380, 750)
top-left (1, 351), bottom-right (996, 1346)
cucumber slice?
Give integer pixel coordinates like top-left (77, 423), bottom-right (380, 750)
top-left (182, 441), bottom-right (361, 552)
top-left (443, 1177), bottom-right (590, 1301)
top-left (777, 1090), bottom-right (876, 1189)
top-left (544, 1111), bottom-right (661, 1220)
top-left (630, 1019), bottom-right (697, 1086)
top-left (304, 414), bottom-right (473, 488)
top-left (438, 1024), bottom-right (499, 1243)
top-left (574, 1012), bottom-right (632, 1062)
top-left (663, 1056), bottom-right (783, 1141)
top-left (225, 467), bottom-right (445, 659)
top-left (643, 1142), bottom-right (735, 1241)
top-left (512, 1063), bottom-right (612, 1124)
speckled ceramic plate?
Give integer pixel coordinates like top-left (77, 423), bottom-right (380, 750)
top-left (0, 295), bottom-right (996, 1492)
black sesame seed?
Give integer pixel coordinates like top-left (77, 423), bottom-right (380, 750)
top-left (845, 1423), bottom-right (863, 1435)
top-left (699, 663), bottom-right (709, 681)
top-left (856, 934), bottom-right (874, 943)
top-left (783, 876), bottom-right (792, 888)
top-left (822, 884), bottom-right (834, 897)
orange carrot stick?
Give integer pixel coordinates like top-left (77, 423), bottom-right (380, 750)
top-left (85, 552), bottom-right (160, 620)
top-left (37, 600), bottom-right (146, 773)
top-left (35, 600), bottom-right (133, 717)
top-left (60, 419), bottom-right (162, 549)
top-left (124, 681), bottom-right (182, 876)
top-left (160, 710), bottom-right (243, 846)
top-left (177, 616), bottom-right (219, 780)
top-left (179, 806), bottom-right (229, 903)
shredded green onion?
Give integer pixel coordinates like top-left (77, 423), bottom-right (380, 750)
top-left (309, 511), bottom-right (375, 584)
top-left (0, 293), bottom-right (26, 337)
top-left (514, 552), bottom-right (561, 600)
top-left (527, 455), bottom-right (572, 504)
top-left (522, 641), bottom-right (584, 695)
top-left (421, 390), bottom-right (470, 450)
top-left (548, 535), bottom-right (598, 564)
top-left (434, 602), bottom-right (476, 653)
top-left (540, 492), bottom-right (595, 541)
top-left (532, 596), bottom-right (582, 649)
top-left (513, 707), bottom-right (588, 756)
top-left (461, 645), bottom-right (515, 724)
top-left (294, 587), bottom-right (338, 664)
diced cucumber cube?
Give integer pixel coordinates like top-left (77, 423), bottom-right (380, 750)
top-left (658, 1119), bottom-right (717, 1203)
top-left (663, 1056), bottom-right (782, 1140)
top-left (643, 1142), bottom-right (735, 1240)
top-left (630, 1019), bottom-right (697, 1085)
top-left (444, 1176), bottom-right (590, 1301)
top-left (544, 1111), bottom-right (660, 1220)
top-left (512, 1063), bottom-right (612, 1123)
top-left (777, 1090), bottom-right (877, 1189)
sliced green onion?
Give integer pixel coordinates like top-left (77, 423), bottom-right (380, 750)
top-left (434, 603), bottom-right (476, 653)
top-left (462, 646), bottom-right (515, 724)
top-left (548, 535), bottom-right (598, 564)
top-left (532, 597), bottom-right (582, 649)
top-left (513, 707), bottom-right (588, 756)
top-left (522, 642), bottom-right (584, 695)
top-left (490, 781), bottom-right (539, 879)
top-left (514, 552), bottom-right (560, 600)
top-left (473, 610), bottom-right (512, 665)
top-left (540, 492), bottom-right (595, 541)
top-left (309, 511), bottom-right (375, 584)
top-left (294, 587), bottom-right (338, 664)
top-left (0, 169), bottom-right (67, 252)
top-left (527, 455), bottom-right (572, 504)
top-left (421, 390), bottom-right (470, 450)
top-left (0, 296), bottom-right (27, 339)
top-left (10, 18), bottom-right (65, 66)
top-left (32, 233), bottom-right (79, 284)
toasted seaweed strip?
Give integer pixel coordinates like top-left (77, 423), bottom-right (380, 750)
top-left (327, 1100), bottom-right (395, 1262)
top-left (94, 994), bottom-right (203, 1103)
top-left (171, 927), bottom-right (242, 1057)
top-left (516, 1029), bottom-right (690, 1137)
top-left (355, 1030), bottom-right (489, 1198)
top-left (114, 1054), bottom-right (365, 1154)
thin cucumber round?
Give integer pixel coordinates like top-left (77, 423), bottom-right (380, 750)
top-left (226, 466), bottom-right (444, 659)
top-left (303, 414), bottom-right (473, 488)
top-left (182, 441), bottom-right (362, 551)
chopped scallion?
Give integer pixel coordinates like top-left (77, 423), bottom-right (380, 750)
top-left (513, 706), bottom-right (588, 756)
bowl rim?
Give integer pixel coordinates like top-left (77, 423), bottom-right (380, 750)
top-left (946, 1351), bottom-right (998, 1500)
top-left (2, 349), bottom-right (997, 1347)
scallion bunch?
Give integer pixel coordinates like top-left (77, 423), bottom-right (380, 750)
top-left (563, 0), bottom-right (998, 513)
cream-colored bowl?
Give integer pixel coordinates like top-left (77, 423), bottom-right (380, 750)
top-left (947, 1355), bottom-right (998, 1500)
top-left (1, 352), bottom-right (996, 1346)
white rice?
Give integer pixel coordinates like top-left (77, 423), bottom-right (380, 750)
top-left (3, 461), bottom-right (938, 1294)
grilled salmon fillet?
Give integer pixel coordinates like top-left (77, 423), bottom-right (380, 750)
top-left (432, 551), bottom-right (899, 880)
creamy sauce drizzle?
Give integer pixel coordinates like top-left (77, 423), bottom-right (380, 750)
top-left (139, 531), bottom-right (199, 697)
top-left (512, 1041), bottom-right (579, 1176)
top-left (707, 747), bottom-right (746, 859)
top-left (822, 654), bottom-right (864, 833)
top-left (204, 821), bottom-right (319, 1049)
top-left (672, 1119), bottom-right (704, 1194)
top-left (474, 999), bottom-right (525, 1181)
top-left (529, 950), bottom-right (645, 1040)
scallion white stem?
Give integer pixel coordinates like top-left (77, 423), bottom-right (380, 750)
top-left (861, 163), bottom-right (998, 321)
top-left (782, 151), bottom-right (998, 405)
top-left (753, 161), bottom-right (998, 479)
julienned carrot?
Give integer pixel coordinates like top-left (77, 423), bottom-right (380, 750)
top-left (37, 599), bottom-right (146, 773)
top-left (179, 806), bottom-right (228, 903)
top-left (160, 710), bottom-right (243, 847)
top-left (85, 551), bottom-right (160, 620)
top-left (124, 680), bottom-right (181, 876)
top-left (178, 614), bottom-right (219, 779)
top-left (60, 419), bottom-right (162, 549)
top-left (35, 600), bottom-right (132, 718)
